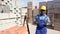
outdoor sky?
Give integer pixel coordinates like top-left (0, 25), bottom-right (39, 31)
top-left (16, 0), bottom-right (53, 7)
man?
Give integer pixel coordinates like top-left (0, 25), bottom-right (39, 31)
top-left (34, 6), bottom-right (50, 34)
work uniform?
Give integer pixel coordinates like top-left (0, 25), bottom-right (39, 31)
top-left (34, 14), bottom-right (50, 34)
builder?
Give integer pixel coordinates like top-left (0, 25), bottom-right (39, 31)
top-left (34, 6), bottom-right (51, 34)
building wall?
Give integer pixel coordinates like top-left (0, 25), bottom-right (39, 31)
top-left (54, 0), bottom-right (60, 2)
top-left (33, 9), bottom-right (39, 17)
top-left (54, 1), bottom-right (60, 13)
top-left (21, 8), bottom-right (27, 24)
top-left (27, 2), bottom-right (33, 23)
top-left (0, 0), bottom-right (10, 13)
top-left (53, 0), bottom-right (60, 31)
top-left (0, 0), bottom-right (23, 31)
top-left (54, 13), bottom-right (60, 31)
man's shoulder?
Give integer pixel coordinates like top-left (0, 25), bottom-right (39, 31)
top-left (35, 14), bottom-right (40, 18)
top-left (36, 14), bottom-right (40, 16)
top-left (44, 14), bottom-right (48, 17)
top-left (44, 14), bottom-right (50, 19)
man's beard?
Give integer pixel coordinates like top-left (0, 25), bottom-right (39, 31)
top-left (40, 13), bottom-right (44, 16)
top-left (39, 10), bottom-right (45, 16)
top-left (40, 11), bottom-right (44, 16)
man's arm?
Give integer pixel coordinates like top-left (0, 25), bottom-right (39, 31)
top-left (33, 16), bottom-right (38, 25)
top-left (46, 16), bottom-right (51, 25)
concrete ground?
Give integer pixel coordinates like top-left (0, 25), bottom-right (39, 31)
top-left (28, 23), bottom-right (60, 34)
top-left (0, 22), bottom-right (60, 34)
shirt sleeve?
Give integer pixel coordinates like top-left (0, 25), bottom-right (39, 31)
top-left (34, 15), bottom-right (38, 22)
top-left (46, 16), bottom-right (51, 23)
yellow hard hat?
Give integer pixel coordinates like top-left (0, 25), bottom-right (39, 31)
top-left (40, 6), bottom-right (46, 11)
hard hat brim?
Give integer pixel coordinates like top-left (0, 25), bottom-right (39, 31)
top-left (40, 9), bottom-right (46, 11)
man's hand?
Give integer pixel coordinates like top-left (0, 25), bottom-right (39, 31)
top-left (46, 23), bottom-right (51, 25)
top-left (33, 21), bottom-right (38, 25)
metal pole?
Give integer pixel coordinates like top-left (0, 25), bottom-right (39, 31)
top-left (27, 9), bottom-right (30, 34)
top-left (32, 10), bottom-right (33, 23)
top-left (46, 0), bottom-right (48, 15)
top-left (26, 20), bottom-right (30, 34)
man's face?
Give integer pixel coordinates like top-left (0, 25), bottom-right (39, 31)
top-left (39, 10), bottom-right (46, 15)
